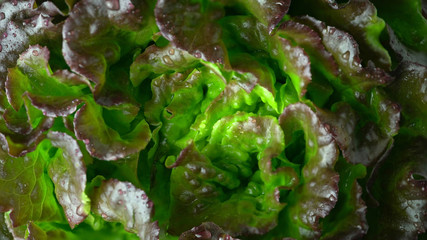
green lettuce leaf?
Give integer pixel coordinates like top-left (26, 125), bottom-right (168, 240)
top-left (5, 45), bottom-right (87, 116)
top-left (167, 113), bottom-right (297, 236)
top-left (74, 97), bottom-right (151, 161)
top-left (370, 0), bottom-right (427, 53)
top-left (0, 140), bottom-right (62, 227)
top-left (222, 16), bottom-right (311, 97)
top-left (130, 44), bottom-right (199, 87)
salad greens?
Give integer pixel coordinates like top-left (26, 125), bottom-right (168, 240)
top-left (0, 0), bottom-right (426, 239)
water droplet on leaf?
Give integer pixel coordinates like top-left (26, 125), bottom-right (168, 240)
top-left (76, 204), bottom-right (85, 216)
top-left (342, 51), bottom-right (350, 61)
top-left (105, 0), bottom-right (120, 10)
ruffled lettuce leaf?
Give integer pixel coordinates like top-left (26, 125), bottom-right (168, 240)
top-left (3, 212), bottom-right (144, 240)
top-left (1, 89), bottom-right (43, 136)
top-left (74, 97), bottom-right (151, 160)
top-left (387, 62), bottom-right (427, 137)
top-left (318, 97), bottom-right (399, 166)
top-left (232, 0), bottom-right (290, 34)
top-left (277, 103), bottom-right (339, 239)
top-left (62, 0), bottom-right (156, 105)
top-left (155, 0), bottom-right (228, 65)
top-left (0, 44), bottom-right (88, 158)
top-left (91, 179), bottom-right (160, 240)
top-left (5, 45), bottom-right (88, 116)
top-left (384, 25), bottom-right (427, 65)
top-left (0, 86), bottom-right (53, 157)
top-left (278, 20), bottom-right (339, 77)
top-left (192, 81), bottom-right (258, 142)
top-left (366, 136), bottom-right (427, 239)
top-left (47, 131), bottom-right (90, 229)
top-left (294, 16), bottom-right (392, 93)
top-left (144, 68), bottom-right (225, 150)
top-left (275, 38), bottom-right (312, 97)
top-left (0, 0), bottom-right (424, 239)
top-left (167, 113), bottom-right (298, 236)
top-left (130, 44), bottom-right (199, 86)
top-left (222, 16), bottom-right (311, 97)
top-left (0, 114), bottom-right (53, 157)
top-left (289, 0), bottom-right (391, 69)
top-left (229, 53), bottom-right (276, 95)
top-left (320, 157), bottom-right (368, 240)
top-left (0, 0), bottom-right (63, 87)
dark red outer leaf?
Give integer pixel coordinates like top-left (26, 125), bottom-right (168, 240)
top-left (25, 92), bottom-right (82, 117)
top-left (279, 103), bottom-right (340, 237)
top-left (2, 107), bottom-right (32, 135)
top-left (366, 136), bottom-right (427, 239)
top-left (47, 131), bottom-right (89, 229)
top-left (0, 0), bottom-right (62, 87)
top-left (62, 0), bottom-right (147, 85)
top-left (0, 117), bottom-right (53, 157)
top-left (279, 20), bottom-right (339, 76)
top-left (238, 0), bottom-right (291, 34)
top-left (265, 0), bottom-right (290, 34)
top-left (296, 16), bottom-right (392, 91)
top-left (289, 0), bottom-right (391, 69)
top-left (317, 102), bottom-right (396, 166)
top-left (155, 0), bottom-right (228, 65)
